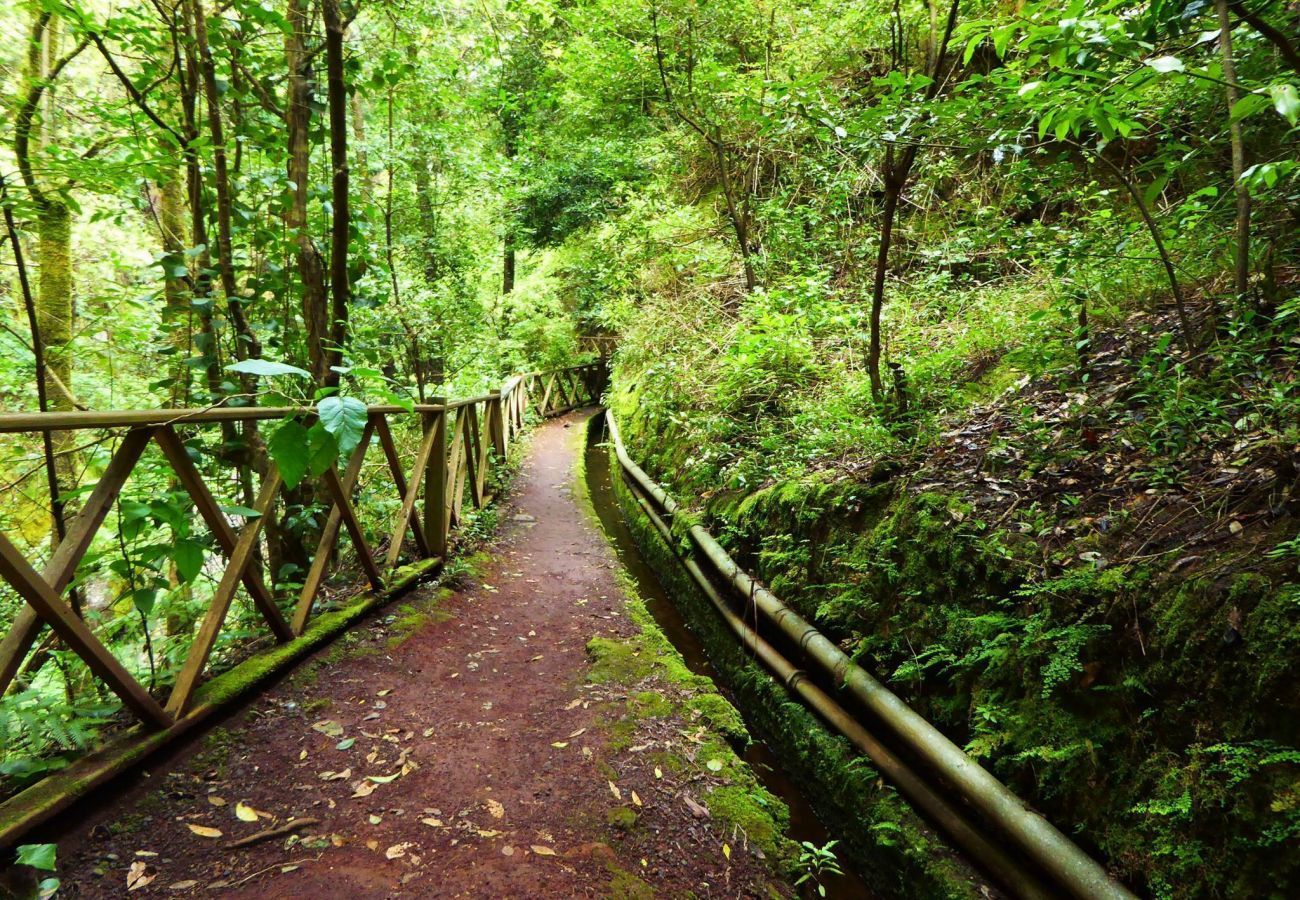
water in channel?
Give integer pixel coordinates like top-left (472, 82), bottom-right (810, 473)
top-left (583, 422), bottom-right (875, 899)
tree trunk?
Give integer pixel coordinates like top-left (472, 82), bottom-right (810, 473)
top-left (322, 0), bottom-right (351, 387)
top-left (867, 156), bottom-right (902, 401)
top-left (158, 170), bottom-right (192, 407)
top-left (1216, 0), bottom-right (1251, 303)
top-left (286, 0), bottom-right (329, 383)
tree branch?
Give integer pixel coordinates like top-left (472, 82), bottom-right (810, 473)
top-left (88, 32), bottom-right (186, 146)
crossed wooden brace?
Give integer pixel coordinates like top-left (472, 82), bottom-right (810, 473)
top-left (0, 413), bottom-right (446, 729)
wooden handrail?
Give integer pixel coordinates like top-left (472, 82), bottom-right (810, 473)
top-left (0, 365), bottom-right (604, 433)
top-left (0, 362), bottom-right (608, 738)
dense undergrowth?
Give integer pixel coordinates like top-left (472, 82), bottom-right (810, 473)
top-left (492, 2), bottom-right (1299, 896)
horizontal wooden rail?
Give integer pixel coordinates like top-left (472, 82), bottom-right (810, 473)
top-left (0, 362), bottom-right (606, 846)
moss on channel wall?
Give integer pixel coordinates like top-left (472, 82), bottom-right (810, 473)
top-left (598, 420), bottom-right (987, 899)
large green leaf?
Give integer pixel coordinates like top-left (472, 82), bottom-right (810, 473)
top-left (318, 396), bottom-right (369, 458)
top-left (1270, 83), bottom-right (1299, 126)
top-left (16, 843), bottom-right (57, 871)
top-left (269, 418), bottom-right (311, 489)
top-left (172, 539), bottom-right (205, 584)
top-left (225, 358), bottom-right (311, 378)
top-left (307, 421), bottom-right (339, 477)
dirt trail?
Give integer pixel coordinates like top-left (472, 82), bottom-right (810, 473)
top-left (53, 411), bottom-right (788, 898)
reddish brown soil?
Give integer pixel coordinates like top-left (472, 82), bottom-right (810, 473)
top-left (51, 411), bottom-right (787, 898)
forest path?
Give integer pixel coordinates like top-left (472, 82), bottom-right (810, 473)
top-left (54, 411), bottom-right (782, 898)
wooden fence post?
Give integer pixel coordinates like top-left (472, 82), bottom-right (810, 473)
top-left (424, 402), bottom-right (449, 560)
top-left (488, 390), bottom-right (506, 460)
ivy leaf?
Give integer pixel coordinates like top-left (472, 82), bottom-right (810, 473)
top-left (16, 843), bottom-right (57, 871)
top-left (318, 396), bottom-right (369, 457)
top-left (1144, 56), bottom-right (1184, 74)
top-left (269, 418), bottom-right (311, 489)
top-left (1269, 83), bottom-right (1299, 126)
top-left (172, 540), bottom-right (205, 584)
top-left (224, 358), bottom-right (311, 378)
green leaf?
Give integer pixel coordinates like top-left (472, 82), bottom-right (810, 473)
top-left (132, 588), bottom-right (158, 616)
top-left (336, 738), bottom-right (356, 750)
top-left (173, 540), bottom-right (205, 583)
top-left (318, 396), bottom-right (369, 457)
top-left (220, 505), bottom-right (262, 519)
top-left (16, 843), bottom-right (57, 871)
top-left (1144, 56), bottom-right (1184, 74)
top-left (1269, 83), bottom-right (1299, 126)
top-left (224, 359), bottom-right (311, 378)
top-left (1229, 92), bottom-right (1270, 123)
top-left (307, 422), bottom-right (339, 477)
top-left (269, 419), bottom-right (311, 489)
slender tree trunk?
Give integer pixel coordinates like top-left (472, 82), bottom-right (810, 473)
top-left (190, 0), bottom-right (260, 366)
top-left (502, 133), bottom-right (516, 296)
top-left (158, 170), bottom-right (192, 407)
top-left (1216, 0), bottom-right (1250, 302)
top-left (180, 15), bottom-right (226, 409)
top-left (15, 12), bottom-right (78, 547)
top-left (867, 153), bottom-right (902, 401)
top-left (865, 0), bottom-right (960, 403)
top-left (322, 0), bottom-right (351, 387)
top-left (286, 0), bottom-right (329, 383)
top-left (716, 143), bottom-right (756, 293)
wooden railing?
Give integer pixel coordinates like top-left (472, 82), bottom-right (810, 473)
top-left (0, 362), bottom-right (604, 842)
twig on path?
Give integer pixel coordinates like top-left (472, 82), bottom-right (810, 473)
top-left (227, 817), bottom-right (320, 849)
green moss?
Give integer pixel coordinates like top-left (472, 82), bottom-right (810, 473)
top-left (685, 693), bottom-right (748, 744)
top-left (302, 698), bottom-right (332, 715)
top-left (628, 691), bottom-right (673, 719)
top-left (575, 417), bottom-right (797, 881)
top-left (702, 785), bottom-right (785, 852)
top-left (608, 441), bottom-right (984, 898)
top-left (606, 805), bottom-right (638, 832)
top-left (587, 636), bottom-right (656, 684)
top-left (605, 863), bottom-right (655, 899)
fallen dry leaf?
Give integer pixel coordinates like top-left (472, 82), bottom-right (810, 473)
top-left (531, 845), bottom-right (557, 857)
top-left (311, 720), bottom-right (344, 738)
top-left (476, 829), bottom-right (503, 838)
top-left (631, 791), bottom-right (642, 807)
top-left (683, 795), bottom-right (710, 819)
top-left (127, 861), bottom-right (156, 891)
top-left (207, 796), bottom-right (226, 807)
top-left (186, 824), bottom-right (222, 839)
top-left (168, 880), bottom-right (199, 890)
top-left (234, 802), bottom-right (258, 822)
top-left (485, 799), bottom-right (505, 819)
top-left (386, 842), bottom-right (414, 860)
top-left (608, 781), bottom-right (621, 801)
top-left (420, 817), bottom-right (443, 828)
top-left (351, 781), bottom-right (377, 799)
top-left (551, 741), bottom-right (568, 749)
